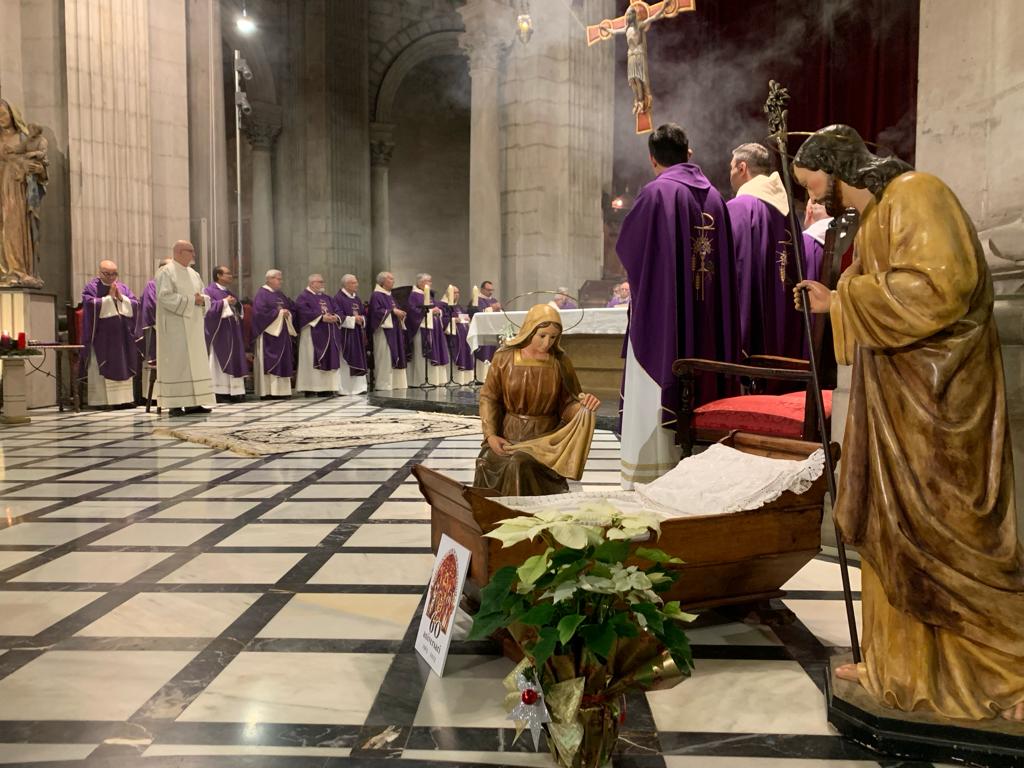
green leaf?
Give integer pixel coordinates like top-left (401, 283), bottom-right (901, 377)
top-left (548, 578), bottom-right (580, 604)
top-left (548, 522), bottom-right (592, 549)
top-left (592, 539), bottom-right (630, 564)
top-left (634, 546), bottom-right (683, 564)
top-left (609, 611), bottom-right (639, 638)
top-left (552, 547), bottom-right (589, 567)
top-left (531, 626), bottom-right (559, 667)
top-left (557, 613), bottom-right (586, 645)
top-left (516, 548), bottom-right (553, 587)
top-left (662, 601), bottom-right (698, 623)
top-left (578, 622), bottom-right (616, 659)
top-left (632, 603), bottom-right (664, 634)
top-left (477, 566), bottom-right (516, 617)
top-left (519, 602), bottom-right (556, 627)
top-left (467, 611), bottom-right (508, 640)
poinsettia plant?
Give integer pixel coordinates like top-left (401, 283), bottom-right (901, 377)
top-left (467, 503), bottom-right (694, 767)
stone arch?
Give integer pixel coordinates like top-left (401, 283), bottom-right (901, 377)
top-left (373, 30), bottom-right (463, 124)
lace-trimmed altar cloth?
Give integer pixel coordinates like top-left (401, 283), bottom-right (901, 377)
top-left (495, 443), bottom-right (824, 519)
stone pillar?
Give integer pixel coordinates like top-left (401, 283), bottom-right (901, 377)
top-left (370, 122), bottom-right (395, 279)
top-left (459, 0), bottom-right (513, 293)
top-left (244, 108), bottom-right (282, 296)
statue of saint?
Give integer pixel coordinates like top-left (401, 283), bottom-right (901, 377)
top-left (793, 124), bottom-right (1024, 721)
top-left (0, 99), bottom-right (48, 288)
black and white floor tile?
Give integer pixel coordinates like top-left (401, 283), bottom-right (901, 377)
top-left (0, 398), bottom-right (947, 767)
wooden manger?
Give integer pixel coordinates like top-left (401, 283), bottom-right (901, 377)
top-left (412, 431), bottom-right (840, 612)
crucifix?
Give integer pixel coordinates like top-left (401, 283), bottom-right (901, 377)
top-left (586, 0), bottom-right (697, 134)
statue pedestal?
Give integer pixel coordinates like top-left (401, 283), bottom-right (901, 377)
top-left (0, 288), bottom-right (56, 409)
top-left (0, 357), bottom-right (31, 424)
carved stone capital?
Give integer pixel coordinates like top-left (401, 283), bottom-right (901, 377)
top-left (370, 122), bottom-right (396, 168)
top-left (458, 0), bottom-right (515, 73)
top-left (243, 101), bottom-right (283, 151)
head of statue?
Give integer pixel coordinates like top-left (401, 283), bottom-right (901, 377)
top-left (342, 274), bottom-right (358, 294)
top-left (266, 269), bottom-right (283, 291)
top-left (98, 260), bottom-right (119, 286)
top-left (377, 271), bottom-right (395, 291)
top-left (172, 240), bottom-right (195, 268)
top-left (307, 274), bottom-right (325, 293)
top-left (729, 142), bottom-right (773, 193)
top-left (648, 123), bottom-right (691, 175)
top-left (214, 265), bottom-right (234, 285)
top-left (504, 303), bottom-right (564, 355)
top-left (793, 124), bottom-right (913, 212)
top-left (0, 100), bottom-right (14, 133)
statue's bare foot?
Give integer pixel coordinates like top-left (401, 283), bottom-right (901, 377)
top-left (1001, 701), bottom-right (1024, 721)
top-left (834, 663), bottom-right (860, 683)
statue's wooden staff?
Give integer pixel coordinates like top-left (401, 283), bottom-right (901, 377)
top-left (764, 80), bottom-right (861, 663)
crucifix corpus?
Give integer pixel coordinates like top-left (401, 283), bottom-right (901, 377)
top-left (586, 0), bottom-right (696, 134)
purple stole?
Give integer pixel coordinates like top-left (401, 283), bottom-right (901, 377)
top-left (407, 289), bottom-right (450, 366)
top-left (333, 290), bottom-right (369, 376)
top-left (80, 278), bottom-right (139, 381)
top-left (616, 163), bottom-right (740, 424)
top-left (475, 296), bottom-right (499, 363)
top-left (252, 287), bottom-right (296, 377)
top-left (294, 289), bottom-right (342, 372)
top-left (204, 282), bottom-right (248, 377)
top-left (441, 302), bottom-right (473, 371)
top-left (368, 288), bottom-right (407, 369)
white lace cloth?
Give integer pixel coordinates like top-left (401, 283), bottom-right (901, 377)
top-left (495, 444), bottom-right (825, 520)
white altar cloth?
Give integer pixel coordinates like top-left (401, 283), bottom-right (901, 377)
top-left (467, 307), bottom-right (628, 353)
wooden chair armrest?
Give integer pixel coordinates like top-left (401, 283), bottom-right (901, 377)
top-left (672, 357), bottom-right (813, 383)
top-left (744, 354), bottom-right (810, 371)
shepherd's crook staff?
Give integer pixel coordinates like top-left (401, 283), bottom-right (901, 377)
top-left (764, 80), bottom-right (861, 663)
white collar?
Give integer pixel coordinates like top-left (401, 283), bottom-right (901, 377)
top-left (261, 285), bottom-right (276, 292)
top-left (412, 286), bottom-right (426, 295)
top-left (342, 289), bottom-right (356, 298)
top-left (216, 282), bottom-right (231, 291)
top-left (374, 285), bottom-right (391, 295)
top-left (306, 287), bottom-right (321, 295)
top-left (805, 216), bottom-right (833, 246)
top-left (736, 172), bottom-right (790, 217)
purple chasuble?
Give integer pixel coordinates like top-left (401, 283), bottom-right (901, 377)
top-left (606, 296), bottom-right (628, 308)
top-left (407, 290), bottom-right (450, 366)
top-left (441, 302), bottom-right (474, 371)
top-left (333, 290), bottom-right (369, 376)
top-left (368, 289), bottom-right (407, 369)
top-left (295, 289), bottom-right (342, 372)
top-left (80, 278), bottom-right (140, 381)
top-left (475, 296), bottom-right (499, 362)
top-left (616, 163), bottom-right (739, 425)
top-left (252, 287), bottom-right (296, 377)
top-left (135, 279), bottom-right (158, 363)
top-left (204, 282), bottom-right (248, 377)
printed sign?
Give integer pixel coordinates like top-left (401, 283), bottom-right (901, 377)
top-left (415, 534), bottom-right (471, 676)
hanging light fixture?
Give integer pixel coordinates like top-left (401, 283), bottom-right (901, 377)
top-left (515, 0), bottom-right (534, 44)
top-left (237, 0), bottom-right (256, 34)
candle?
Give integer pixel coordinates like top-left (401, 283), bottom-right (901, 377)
top-left (16, 332), bottom-right (27, 350)
top-left (0, 332), bottom-right (9, 350)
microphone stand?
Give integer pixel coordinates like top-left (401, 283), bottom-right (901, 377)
top-left (766, 80), bottom-right (861, 663)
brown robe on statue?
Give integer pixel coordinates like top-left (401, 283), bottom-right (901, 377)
top-left (831, 171), bottom-right (1024, 719)
top-left (475, 347), bottom-right (585, 497)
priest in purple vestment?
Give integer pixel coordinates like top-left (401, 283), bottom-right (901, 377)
top-left (252, 269), bottom-right (297, 398)
top-left (137, 258), bottom-right (169, 368)
top-left (616, 123), bottom-right (739, 488)
top-left (473, 280), bottom-right (501, 381)
top-left (728, 143), bottom-right (819, 373)
top-left (368, 271), bottom-right (408, 391)
top-left (407, 273), bottom-right (449, 387)
top-left (80, 260), bottom-right (139, 408)
top-left (294, 274), bottom-right (343, 396)
top-left (333, 274), bottom-right (369, 395)
top-left (441, 285), bottom-right (474, 386)
top-left (204, 265), bottom-right (248, 401)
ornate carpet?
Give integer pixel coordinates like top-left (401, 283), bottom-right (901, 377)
top-left (154, 411), bottom-right (482, 456)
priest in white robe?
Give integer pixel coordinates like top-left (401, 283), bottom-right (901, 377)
top-left (155, 241), bottom-right (216, 416)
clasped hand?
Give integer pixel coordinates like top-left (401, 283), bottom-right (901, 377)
top-left (793, 280), bottom-right (832, 313)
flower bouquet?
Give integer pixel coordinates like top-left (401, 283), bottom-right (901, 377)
top-left (467, 503), bottom-right (694, 768)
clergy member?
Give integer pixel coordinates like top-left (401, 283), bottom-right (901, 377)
top-left (472, 280), bottom-right (501, 381)
top-left (406, 273), bottom-right (449, 387)
top-left (616, 123), bottom-right (738, 488)
top-left (204, 265), bottom-right (248, 402)
top-left (252, 269), bottom-right (297, 399)
top-left (155, 240), bottom-right (215, 416)
top-left (441, 284), bottom-right (473, 386)
top-left (727, 142), bottom-right (814, 363)
top-left (138, 257), bottom-right (170, 367)
top-left (333, 274), bottom-right (368, 396)
top-left (551, 288), bottom-right (578, 310)
top-left (794, 124), bottom-right (1024, 722)
top-left (295, 274), bottom-right (343, 396)
top-left (368, 271), bottom-right (407, 391)
top-left (79, 260), bottom-right (139, 408)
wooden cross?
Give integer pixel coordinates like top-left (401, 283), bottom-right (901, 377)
top-left (586, 0), bottom-right (697, 134)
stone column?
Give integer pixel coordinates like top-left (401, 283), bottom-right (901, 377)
top-left (244, 108), bottom-right (282, 296)
top-left (459, 0), bottom-right (514, 293)
top-left (370, 122), bottom-right (395, 279)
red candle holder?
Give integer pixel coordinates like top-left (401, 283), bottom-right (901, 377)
top-left (16, 332), bottom-right (27, 350)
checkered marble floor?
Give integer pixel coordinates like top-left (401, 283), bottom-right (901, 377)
top-left (0, 398), bottom-right (947, 767)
